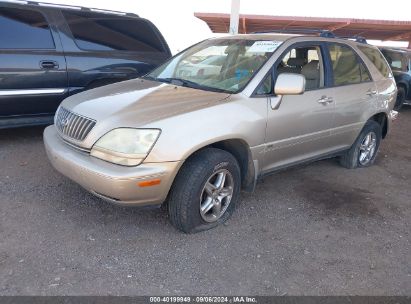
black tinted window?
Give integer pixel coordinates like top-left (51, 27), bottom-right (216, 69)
top-left (62, 11), bottom-right (166, 52)
top-left (329, 44), bottom-right (362, 86)
top-left (0, 7), bottom-right (54, 49)
top-left (381, 49), bottom-right (405, 71)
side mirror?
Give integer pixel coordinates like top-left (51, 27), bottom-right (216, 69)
top-left (274, 73), bottom-right (306, 95)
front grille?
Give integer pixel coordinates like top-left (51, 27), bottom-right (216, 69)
top-left (55, 107), bottom-right (96, 141)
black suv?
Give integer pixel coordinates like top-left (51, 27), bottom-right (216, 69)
top-left (380, 47), bottom-right (411, 110)
top-left (0, 1), bottom-right (171, 128)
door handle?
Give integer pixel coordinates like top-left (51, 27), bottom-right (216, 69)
top-left (317, 96), bottom-right (333, 105)
top-left (40, 60), bottom-right (59, 70)
top-left (366, 89), bottom-right (378, 96)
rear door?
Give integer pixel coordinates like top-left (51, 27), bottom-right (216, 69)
top-left (57, 10), bottom-right (171, 95)
top-left (0, 5), bottom-right (68, 118)
top-left (325, 43), bottom-right (379, 149)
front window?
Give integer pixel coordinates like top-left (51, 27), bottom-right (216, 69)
top-left (145, 38), bottom-right (283, 93)
top-left (276, 45), bottom-right (324, 91)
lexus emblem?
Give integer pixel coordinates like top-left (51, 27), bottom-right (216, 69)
top-left (60, 118), bottom-right (69, 127)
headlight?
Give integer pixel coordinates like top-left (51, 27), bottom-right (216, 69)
top-left (90, 128), bottom-right (161, 166)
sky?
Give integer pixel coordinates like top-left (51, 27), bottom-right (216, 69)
top-left (44, 0), bottom-right (411, 53)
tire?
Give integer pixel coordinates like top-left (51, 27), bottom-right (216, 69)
top-left (394, 86), bottom-right (406, 111)
top-left (168, 148), bottom-right (241, 233)
top-left (339, 120), bottom-right (382, 169)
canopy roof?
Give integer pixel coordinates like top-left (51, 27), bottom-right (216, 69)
top-left (195, 13), bottom-right (411, 46)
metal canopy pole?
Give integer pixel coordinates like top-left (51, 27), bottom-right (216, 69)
top-left (229, 0), bottom-right (240, 34)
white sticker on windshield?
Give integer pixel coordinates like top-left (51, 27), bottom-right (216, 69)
top-left (247, 40), bottom-right (283, 53)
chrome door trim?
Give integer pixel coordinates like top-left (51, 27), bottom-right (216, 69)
top-left (0, 88), bottom-right (66, 96)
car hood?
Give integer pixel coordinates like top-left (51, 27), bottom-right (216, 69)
top-left (61, 78), bottom-right (231, 127)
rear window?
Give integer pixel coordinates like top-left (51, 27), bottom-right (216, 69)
top-left (328, 44), bottom-right (371, 86)
top-left (62, 11), bottom-right (167, 53)
top-left (357, 45), bottom-right (392, 78)
top-left (0, 7), bottom-right (54, 49)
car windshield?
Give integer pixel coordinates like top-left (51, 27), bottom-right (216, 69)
top-left (145, 38), bottom-right (282, 93)
top-left (381, 50), bottom-right (405, 71)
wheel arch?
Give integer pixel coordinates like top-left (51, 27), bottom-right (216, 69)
top-left (182, 138), bottom-right (257, 193)
top-left (368, 112), bottom-right (388, 139)
top-left (396, 81), bottom-right (408, 96)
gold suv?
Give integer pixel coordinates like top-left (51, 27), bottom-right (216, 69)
top-left (44, 33), bottom-right (398, 233)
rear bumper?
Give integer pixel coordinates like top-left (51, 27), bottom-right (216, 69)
top-left (43, 125), bottom-right (182, 206)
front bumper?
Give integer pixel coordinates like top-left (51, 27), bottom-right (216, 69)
top-left (43, 125), bottom-right (182, 206)
top-left (387, 110), bottom-right (399, 136)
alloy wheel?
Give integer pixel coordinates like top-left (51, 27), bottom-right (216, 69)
top-left (359, 131), bottom-right (377, 165)
top-left (199, 169), bottom-right (234, 223)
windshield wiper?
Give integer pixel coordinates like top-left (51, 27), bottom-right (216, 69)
top-left (155, 77), bottom-right (230, 93)
top-left (142, 76), bottom-right (196, 87)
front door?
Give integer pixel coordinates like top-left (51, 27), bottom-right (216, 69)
top-left (261, 42), bottom-right (336, 172)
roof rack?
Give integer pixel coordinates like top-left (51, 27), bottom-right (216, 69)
top-left (252, 28), bottom-right (368, 44)
top-left (0, 0), bottom-right (139, 17)
top-left (253, 28), bottom-right (335, 38)
top-left (337, 36), bottom-right (368, 44)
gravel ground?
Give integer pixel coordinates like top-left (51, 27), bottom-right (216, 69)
top-left (0, 109), bottom-right (410, 296)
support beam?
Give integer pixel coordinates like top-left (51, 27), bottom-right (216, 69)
top-left (229, 0), bottom-right (240, 34)
top-left (281, 20), bottom-right (296, 30)
top-left (385, 31), bottom-right (411, 41)
top-left (328, 22), bottom-right (350, 31)
top-left (195, 13), bottom-right (411, 41)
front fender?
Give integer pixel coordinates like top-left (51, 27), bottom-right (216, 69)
top-left (143, 97), bottom-right (268, 163)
